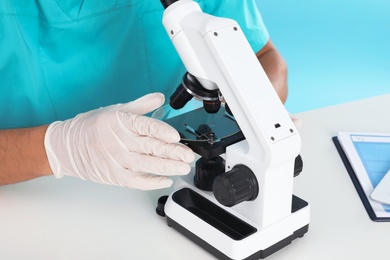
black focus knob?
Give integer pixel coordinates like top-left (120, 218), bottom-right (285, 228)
top-left (294, 155), bottom-right (303, 177)
top-left (194, 156), bottom-right (225, 191)
top-left (213, 165), bottom-right (258, 207)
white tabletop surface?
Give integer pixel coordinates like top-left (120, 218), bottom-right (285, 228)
top-left (1, 94), bottom-right (390, 260)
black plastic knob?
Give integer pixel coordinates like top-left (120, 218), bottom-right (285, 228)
top-left (194, 156), bottom-right (225, 191)
top-left (156, 195), bottom-right (168, 217)
top-left (294, 155), bottom-right (303, 177)
top-left (213, 165), bottom-right (258, 207)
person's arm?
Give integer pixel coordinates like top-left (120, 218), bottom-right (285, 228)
top-left (0, 126), bottom-right (52, 185)
top-left (256, 39), bottom-right (288, 103)
top-left (0, 93), bottom-right (195, 189)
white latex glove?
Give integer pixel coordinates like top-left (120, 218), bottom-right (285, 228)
top-left (44, 93), bottom-right (195, 190)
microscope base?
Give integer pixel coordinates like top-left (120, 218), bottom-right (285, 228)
top-left (163, 188), bottom-right (309, 260)
top-left (167, 217), bottom-right (308, 260)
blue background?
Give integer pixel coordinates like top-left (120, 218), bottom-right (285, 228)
top-left (260, 0), bottom-right (390, 113)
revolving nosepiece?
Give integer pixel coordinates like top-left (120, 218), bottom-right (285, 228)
top-left (169, 73), bottom-right (221, 114)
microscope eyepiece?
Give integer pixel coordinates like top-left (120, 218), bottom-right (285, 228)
top-left (160, 0), bottom-right (178, 9)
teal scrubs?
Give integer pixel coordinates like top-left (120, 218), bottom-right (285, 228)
top-left (0, 0), bottom-right (269, 129)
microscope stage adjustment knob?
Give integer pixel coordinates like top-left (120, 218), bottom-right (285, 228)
top-left (294, 155), bottom-right (303, 177)
top-left (213, 165), bottom-right (259, 207)
top-left (194, 156), bottom-right (225, 191)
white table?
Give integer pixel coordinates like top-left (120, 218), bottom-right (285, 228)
top-left (1, 94), bottom-right (390, 260)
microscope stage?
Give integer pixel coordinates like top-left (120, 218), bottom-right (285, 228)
top-left (156, 105), bottom-right (245, 159)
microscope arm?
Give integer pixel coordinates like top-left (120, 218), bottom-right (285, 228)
top-left (162, 0), bottom-right (301, 227)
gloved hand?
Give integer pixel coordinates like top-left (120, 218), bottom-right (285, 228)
top-left (44, 93), bottom-right (195, 190)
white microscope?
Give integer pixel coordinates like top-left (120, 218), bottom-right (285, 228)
top-left (156, 1), bottom-right (310, 259)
